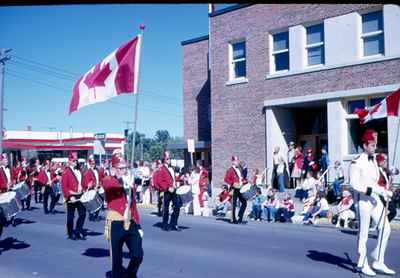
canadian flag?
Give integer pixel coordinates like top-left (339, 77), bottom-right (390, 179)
top-left (354, 88), bottom-right (400, 124)
top-left (69, 35), bottom-right (142, 114)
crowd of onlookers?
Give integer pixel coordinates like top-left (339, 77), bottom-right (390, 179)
top-left (2, 144), bottom-right (399, 230)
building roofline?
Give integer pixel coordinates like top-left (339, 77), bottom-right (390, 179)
top-left (181, 35), bottom-right (209, 46)
top-left (209, 4), bottom-right (253, 18)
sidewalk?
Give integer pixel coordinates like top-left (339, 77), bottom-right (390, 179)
top-left (137, 190), bottom-right (400, 231)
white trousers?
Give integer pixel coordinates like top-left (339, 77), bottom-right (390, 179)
top-left (355, 193), bottom-right (391, 267)
top-left (142, 188), bottom-right (151, 205)
top-left (192, 193), bottom-right (202, 216)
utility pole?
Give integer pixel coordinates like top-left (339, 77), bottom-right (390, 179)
top-left (122, 121), bottom-right (133, 162)
top-left (0, 49), bottom-right (11, 155)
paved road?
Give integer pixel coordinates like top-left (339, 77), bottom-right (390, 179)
top-left (0, 203), bottom-right (399, 278)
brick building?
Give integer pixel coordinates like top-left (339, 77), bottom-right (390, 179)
top-left (182, 4), bottom-right (400, 187)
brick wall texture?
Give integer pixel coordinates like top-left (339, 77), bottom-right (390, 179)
top-left (184, 4), bottom-right (400, 186)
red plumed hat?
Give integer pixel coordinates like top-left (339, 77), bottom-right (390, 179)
top-left (68, 151), bottom-right (78, 161)
top-left (376, 153), bottom-right (387, 163)
top-left (112, 154), bottom-right (126, 168)
top-left (362, 129), bottom-right (378, 143)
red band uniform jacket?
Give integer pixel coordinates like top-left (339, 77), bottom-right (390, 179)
top-left (103, 175), bottom-right (140, 224)
top-left (153, 164), bottom-right (174, 192)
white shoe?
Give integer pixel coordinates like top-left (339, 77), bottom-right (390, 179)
top-left (371, 261), bottom-right (396, 275)
top-left (360, 264), bottom-right (376, 276)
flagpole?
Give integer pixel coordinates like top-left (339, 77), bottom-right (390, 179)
top-left (130, 24), bottom-right (145, 168)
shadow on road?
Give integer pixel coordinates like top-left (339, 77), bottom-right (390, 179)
top-left (340, 229), bottom-right (378, 239)
top-left (215, 217), bottom-right (248, 225)
top-left (12, 218), bottom-right (36, 226)
top-left (306, 250), bottom-right (358, 273)
top-left (82, 248), bottom-right (130, 258)
top-left (152, 222), bottom-right (190, 230)
top-left (83, 229), bottom-right (103, 237)
top-left (0, 237), bottom-right (30, 254)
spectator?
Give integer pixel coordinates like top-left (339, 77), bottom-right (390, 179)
top-left (216, 185), bottom-right (232, 217)
top-left (276, 192), bottom-right (295, 223)
top-left (287, 142), bottom-right (296, 189)
top-left (272, 146), bottom-right (287, 192)
top-left (332, 161), bottom-right (345, 200)
top-left (302, 148), bottom-right (317, 178)
top-left (262, 190), bottom-right (280, 223)
top-left (251, 168), bottom-right (264, 187)
top-left (251, 187), bottom-right (266, 221)
top-left (303, 191), bottom-right (330, 225)
top-left (295, 171), bottom-right (316, 202)
top-left (335, 190), bottom-right (355, 228)
top-left (292, 147), bottom-right (304, 189)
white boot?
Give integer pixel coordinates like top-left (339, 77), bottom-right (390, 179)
top-left (358, 257), bottom-right (376, 277)
top-left (360, 263), bottom-right (377, 276)
top-left (371, 261), bottom-right (396, 275)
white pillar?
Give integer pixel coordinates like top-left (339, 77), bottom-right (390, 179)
top-left (327, 99), bottom-right (347, 181)
top-left (384, 4), bottom-right (400, 57)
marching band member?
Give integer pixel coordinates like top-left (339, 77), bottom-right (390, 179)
top-left (61, 152), bottom-right (86, 240)
top-left (349, 129), bottom-right (395, 276)
top-left (103, 152), bottom-right (143, 278)
top-left (19, 160), bottom-right (32, 210)
top-left (140, 161), bottom-right (152, 206)
top-left (38, 160), bottom-right (57, 214)
top-left (0, 153), bottom-right (10, 193)
top-left (33, 158), bottom-right (42, 203)
top-left (83, 155), bottom-right (102, 221)
top-left (99, 158), bottom-right (111, 182)
top-left (224, 156), bottom-right (247, 224)
top-left (153, 151), bottom-right (182, 231)
top-left (152, 159), bottom-right (163, 217)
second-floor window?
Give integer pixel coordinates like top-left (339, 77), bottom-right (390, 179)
top-left (272, 31), bottom-right (289, 72)
top-left (306, 24), bottom-right (325, 66)
top-left (229, 40), bottom-right (246, 80)
top-left (361, 10), bottom-right (384, 57)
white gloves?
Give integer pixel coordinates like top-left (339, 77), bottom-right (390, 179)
top-left (373, 186), bottom-right (393, 200)
top-left (138, 229), bottom-right (144, 238)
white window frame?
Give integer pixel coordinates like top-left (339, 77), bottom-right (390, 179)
top-left (270, 31), bottom-right (289, 74)
top-left (360, 10), bottom-right (384, 58)
top-left (228, 39), bottom-right (246, 81)
top-left (305, 23), bottom-right (325, 67)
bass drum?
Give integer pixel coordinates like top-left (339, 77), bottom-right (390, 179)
top-left (239, 184), bottom-right (258, 200)
top-left (80, 190), bottom-right (103, 213)
top-left (176, 185), bottom-right (193, 204)
top-left (0, 192), bottom-right (20, 220)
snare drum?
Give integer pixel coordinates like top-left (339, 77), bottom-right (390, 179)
top-left (12, 182), bottom-right (31, 201)
top-left (80, 190), bottom-right (103, 213)
top-left (176, 185), bottom-right (193, 204)
top-left (239, 183), bottom-right (258, 200)
top-left (0, 192), bottom-right (20, 220)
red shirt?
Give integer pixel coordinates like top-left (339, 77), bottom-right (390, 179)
top-left (219, 190), bottom-right (231, 202)
top-left (224, 166), bottom-right (241, 186)
top-left (103, 175), bottom-right (140, 224)
top-left (0, 167), bottom-right (8, 191)
top-left (199, 168), bottom-right (209, 188)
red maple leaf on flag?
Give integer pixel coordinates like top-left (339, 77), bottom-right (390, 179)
top-left (84, 63), bottom-right (112, 98)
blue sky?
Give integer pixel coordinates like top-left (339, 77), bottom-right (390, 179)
top-left (0, 4), bottom-right (232, 138)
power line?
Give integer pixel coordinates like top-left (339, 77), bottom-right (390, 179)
top-left (12, 54), bottom-right (78, 77)
top-left (5, 70), bottom-right (183, 118)
top-left (11, 54), bottom-right (182, 102)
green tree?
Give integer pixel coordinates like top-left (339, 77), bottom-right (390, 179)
top-left (154, 130), bottom-right (170, 144)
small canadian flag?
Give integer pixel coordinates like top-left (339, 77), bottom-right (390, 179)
top-left (69, 35), bottom-right (142, 114)
top-left (354, 88), bottom-right (400, 124)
